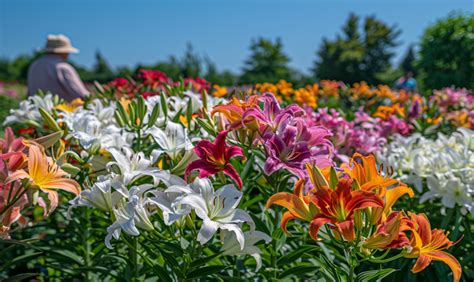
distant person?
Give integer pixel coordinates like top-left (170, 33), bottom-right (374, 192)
top-left (395, 71), bottom-right (417, 92)
top-left (27, 34), bottom-right (89, 101)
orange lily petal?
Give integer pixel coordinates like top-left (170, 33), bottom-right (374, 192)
top-left (425, 251), bottom-right (461, 282)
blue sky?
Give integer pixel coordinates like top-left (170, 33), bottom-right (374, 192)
top-left (0, 0), bottom-right (472, 74)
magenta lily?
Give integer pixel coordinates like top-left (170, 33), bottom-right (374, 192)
top-left (243, 93), bottom-right (305, 134)
top-left (263, 118), bottom-right (334, 178)
top-left (185, 131), bottom-right (244, 188)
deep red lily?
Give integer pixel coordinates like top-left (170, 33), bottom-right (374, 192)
top-left (185, 131), bottom-right (244, 188)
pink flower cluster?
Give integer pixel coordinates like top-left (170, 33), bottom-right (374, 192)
top-left (305, 107), bottom-right (412, 162)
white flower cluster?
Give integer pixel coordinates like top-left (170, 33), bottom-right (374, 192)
top-left (3, 93), bottom-right (55, 126)
top-left (379, 128), bottom-right (474, 215)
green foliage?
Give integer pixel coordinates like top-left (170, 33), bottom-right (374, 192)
top-left (0, 95), bottom-right (18, 130)
top-left (418, 13), bottom-right (474, 90)
top-left (314, 13), bottom-right (401, 84)
top-left (400, 45), bottom-right (416, 73)
top-left (240, 37), bottom-right (292, 84)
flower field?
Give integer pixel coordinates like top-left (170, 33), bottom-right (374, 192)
top-left (0, 70), bottom-right (473, 281)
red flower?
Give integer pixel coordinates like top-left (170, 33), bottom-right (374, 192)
top-left (185, 131), bottom-right (244, 188)
top-left (110, 77), bottom-right (129, 87)
top-left (18, 127), bottom-right (34, 136)
top-left (183, 77), bottom-right (211, 92)
top-left (142, 92), bottom-right (159, 99)
top-left (139, 69), bottom-right (168, 87)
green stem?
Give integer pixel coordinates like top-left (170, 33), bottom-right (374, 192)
top-left (129, 236), bottom-right (139, 280)
top-left (82, 208), bottom-right (92, 282)
top-left (368, 253), bottom-right (404, 264)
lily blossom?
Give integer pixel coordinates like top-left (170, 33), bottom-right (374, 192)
top-left (147, 122), bottom-right (193, 160)
top-left (404, 212), bottom-right (461, 282)
top-left (0, 127), bottom-right (27, 171)
top-left (211, 95), bottom-right (260, 130)
top-left (177, 178), bottom-right (254, 249)
top-left (265, 179), bottom-right (319, 233)
top-left (8, 144), bottom-right (80, 213)
top-left (363, 211), bottom-right (411, 249)
top-left (306, 164), bottom-right (384, 241)
top-left (0, 161), bottom-right (28, 238)
top-left (107, 147), bottom-right (162, 188)
top-left (185, 131), bottom-right (244, 188)
top-left (105, 184), bottom-right (155, 248)
top-left (243, 93), bottom-right (305, 133)
top-left (221, 230), bottom-right (271, 271)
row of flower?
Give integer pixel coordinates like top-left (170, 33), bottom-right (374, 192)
top-left (0, 70), bottom-right (472, 281)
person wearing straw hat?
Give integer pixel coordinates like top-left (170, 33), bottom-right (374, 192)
top-left (27, 34), bottom-right (89, 101)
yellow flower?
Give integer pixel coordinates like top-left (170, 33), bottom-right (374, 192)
top-left (55, 98), bottom-right (84, 112)
top-left (212, 85), bottom-right (228, 98)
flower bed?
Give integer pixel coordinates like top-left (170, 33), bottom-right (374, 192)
top-left (0, 71), bottom-right (472, 281)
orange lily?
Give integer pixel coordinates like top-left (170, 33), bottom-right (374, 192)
top-left (265, 179), bottom-right (319, 233)
top-left (309, 177), bottom-right (384, 241)
top-left (363, 211), bottom-right (412, 250)
top-left (343, 153), bottom-right (414, 223)
top-left (211, 95), bottom-right (259, 130)
top-left (8, 144), bottom-right (80, 213)
top-left (342, 153), bottom-right (399, 192)
top-left (404, 212), bottom-right (461, 282)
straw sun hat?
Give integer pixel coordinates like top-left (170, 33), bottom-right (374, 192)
top-left (41, 34), bottom-right (79, 54)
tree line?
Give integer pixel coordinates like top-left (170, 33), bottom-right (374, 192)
top-left (0, 12), bottom-right (472, 90)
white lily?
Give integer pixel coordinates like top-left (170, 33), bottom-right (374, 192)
top-left (107, 147), bottom-right (160, 189)
top-left (147, 183), bottom-right (193, 226)
top-left (381, 128), bottom-right (474, 214)
top-left (221, 230), bottom-right (271, 271)
top-left (147, 122), bottom-right (193, 160)
top-left (4, 93), bottom-right (55, 126)
top-left (68, 175), bottom-right (115, 214)
top-left (105, 185), bottom-right (155, 248)
top-left (177, 178), bottom-right (254, 249)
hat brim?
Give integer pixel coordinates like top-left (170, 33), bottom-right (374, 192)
top-left (41, 46), bottom-right (80, 54)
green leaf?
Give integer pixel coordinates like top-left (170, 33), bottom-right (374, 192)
top-left (186, 265), bottom-right (228, 279)
top-left (189, 252), bottom-right (222, 269)
top-left (277, 245), bottom-right (320, 266)
top-left (7, 273), bottom-right (39, 281)
top-left (160, 91), bottom-right (168, 120)
top-left (279, 265), bottom-right (319, 279)
top-left (355, 268), bottom-right (397, 282)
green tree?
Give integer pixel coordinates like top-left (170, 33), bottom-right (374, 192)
top-left (181, 43), bottom-right (202, 78)
top-left (314, 13), bottom-right (400, 84)
top-left (418, 13), bottom-right (474, 89)
top-left (240, 37), bottom-right (292, 84)
top-left (91, 51), bottom-right (114, 82)
top-left (400, 45), bottom-right (416, 73)
top-left (204, 57), bottom-right (237, 86)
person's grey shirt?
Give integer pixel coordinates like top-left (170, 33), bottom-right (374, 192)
top-left (27, 54), bottom-right (89, 101)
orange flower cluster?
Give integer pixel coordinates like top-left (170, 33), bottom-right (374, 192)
top-left (267, 153), bottom-right (461, 281)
